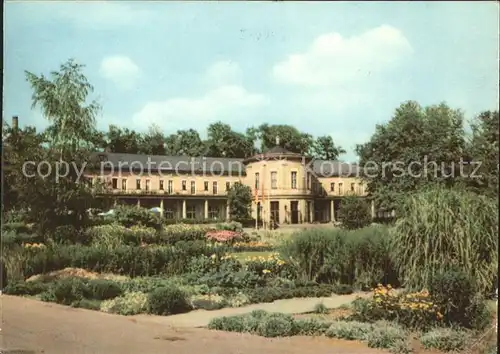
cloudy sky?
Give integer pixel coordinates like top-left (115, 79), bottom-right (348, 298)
top-left (4, 1), bottom-right (499, 161)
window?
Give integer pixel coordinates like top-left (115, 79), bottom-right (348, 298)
top-left (159, 180), bottom-right (164, 190)
top-left (204, 181), bottom-right (209, 191)
top-left (167, 180), bottom-right (173, 194)
top-left (212, 181), bottom-right (218, 195)
top-left (350, 183), bottom-right (355, 192)
top-left (291, 171), bottom-right (297, 189)
top-left (136, 179), bottom-right (141, 190)
top-left (190, 181), bottom-right (196, 194)
top-left (186, 205), bottom-right (196, 219)
top-left (271, 171), bottom-right (277, 189)
top-left (112, 178), bottom-right (118, 189)
top-left (208, 206), bottom-right (219, 219)
top-left (330, 182), bottom-right (335, 192)
top-left (121, 179), bottom-right (127, 190)
top-left (339, 183), bottom-right (343, 195)
top-left (255, 173), bottom-right (260, 190)
top-left (165, 207), bottom-right (174, 219)
top-left (226, 181), bottom-right (231, 191)
top-left (182, 180), bottom-right (187, 191)
top-left (146, 180), bottom-right (150, 191)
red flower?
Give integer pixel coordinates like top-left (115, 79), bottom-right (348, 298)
top-left (205, 230), bottom-right (242, 242)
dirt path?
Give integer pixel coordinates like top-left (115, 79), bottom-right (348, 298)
top-left (1, 295), bottom-right (385, 354)
top-left (133, 292), bottom-right (369, 327)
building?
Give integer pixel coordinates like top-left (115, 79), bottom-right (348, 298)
top-left (89, 142), bottom-right (369, 226)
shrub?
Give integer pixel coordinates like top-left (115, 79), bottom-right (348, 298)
top-left (325, 321), bottom-right (373, 341)
top-left (52, 277), bottom-right (91, 305)
top-left (190, 294), bottom-right (227, 310)
top-left (100, 291), bottom-right (149, 315)
top-left (71, 299), bottom-right (102, 311)
top-left (338, 195), bottom-right (372, 230)
top-left (391, 187), bottom-right (498, 294)
top-left (256, 313), bottom-right (295, 337)
top-left (294, 318), bottom-right (331, 336)
top-left (3, 280), bottom-right (48, 296)
top-left (160, 224), bottom-right (211, 243)
top-left (113, 205), bottom-right (163, 230)
top-left (205, 230), bottom-right (242, 243)
top-left (314, 302), bottom-right (329, 314)
top-left (420, 328), bottom-right (471, 352)
top-left (88, 279), bottom-right (123, 300)
top-left (51, 225), bottom-right (84, 244)
top-left (147, 286), bottom-right (192, 315)
top-left (430, 268), bottom-right (492, 330)
top-left (366, 322), bottom-right (407, 349)
top-left (208, 315), bottom-right (247, 332)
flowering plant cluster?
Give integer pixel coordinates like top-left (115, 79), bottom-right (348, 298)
top-left (232, 241), bottom-right (274, 252)
top-left (23, 243), bottom-right (46, 249)
top-left (245, 252), bottom-right (288, 276)
top-left (369, 284), bottom-right (443, 329)
top-left (205, 230), bottom-right (242, 243)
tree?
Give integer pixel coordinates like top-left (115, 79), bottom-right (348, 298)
top-left (25, 58), bottom-right (100, 154)
top-left (164, 129), bottom-right (206, 156)
top-left (467, 110), bottom-right (499, 198)
top-left (227, 182), bottom-right (253, 221)
top-left (139, 124), bottom-right (166, 155)
top-left (337, 195), bottom-right (372, 230)
top-left (356, 101), bottom-right (466, 212)
top-left (254, 124), bottom-right (314, 154)
top-left (205, 121), bottom-right (255, 158)
top-left (312, 135), bottom-right (346, 160)
top-left (106, 125), bottom-right (141, 153)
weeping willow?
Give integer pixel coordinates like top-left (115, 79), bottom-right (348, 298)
top-left (391, 186), bottom-right (498, 294)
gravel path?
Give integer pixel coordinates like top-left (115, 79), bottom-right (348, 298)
top-left (133, 292), bottom-right (369, 327)
top-left (1, 293), bottom-right (385, 354)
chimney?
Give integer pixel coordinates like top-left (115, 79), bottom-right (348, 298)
top-left (12, 116), bottom-right (19, 130)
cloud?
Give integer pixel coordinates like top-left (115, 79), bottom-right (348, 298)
top-left (132, 85), bottom-right (269, 132)
top-left (272, 25), bottom-right (413, 88)
top-left (204, 60), bottom-right (243, 87)
top-left (99, 56), bottom-right (141, 90)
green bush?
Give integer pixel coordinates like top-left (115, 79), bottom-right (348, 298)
top-left (52, 278), bottom-right (91, 305)
top-left (366, 322), bottom-right (407, 349)
top-left (88, 279), bottom-right (123, 300)
top-left (325, 321), bottom-right (373, 341)
top-left (51, 225), bottom-right (85, 244)
top-left (391, 187), bottom-right (498, 294)
top-left (420, 328), bottom-right (471, 352)
top-left (293, 318), bottom-right (331, 336)
top-left (100, 291), bottom-right (149, 315)
top-left (160, 224), bottom-right (212, 243)
top-left (256, 313), bottom-right (295, 337)
top-left (313, 302), bottom-right (329, 314)
top-left (3, 280), bottom-right (48, 296)
top-left (430, 268), bottom-right (492, 330)
top-left (338, 195), bottom-right (372, 230)
top-left (147, 286), bottom-right (192, 315)
top-left (207, 315), bottom-right (247, 332)
top-left (71, 299), bottom-right (102, 310)
top-left (113, 205), bottom-right (163, 230)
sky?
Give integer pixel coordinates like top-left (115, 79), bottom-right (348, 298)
top-left (4, 1), bottom-right (499, 161)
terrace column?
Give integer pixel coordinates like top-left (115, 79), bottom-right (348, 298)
top-left (330, 199), bottom-right (335, 223)
top-left (226, 201), bottom-right (230, 221)
top-left (136, 199), bottom-right (141, 208)
top-left (309, 201), bottom-right (314, 223)
top-left (182, 199), bottom-right (187, 219)
top-left (113, 199), bottom-right (117, 207)
top-left (160, 199), bottom-right (164, 218)
top-left (204, 200), bottom-right (209, 219)
top-left (371, 200), bottom-right (376, 219)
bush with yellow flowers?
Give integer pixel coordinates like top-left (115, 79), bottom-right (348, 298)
top-left (244, 252), bottom-right (294, 279)
top-left (352, 284), bottom-right (444, 330)
top-left (232, 241), bottom-right (274, 252)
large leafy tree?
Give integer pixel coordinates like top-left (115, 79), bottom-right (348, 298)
top-left (312, 135), bottom-right (346, 160)
top-left (105, 125), bottom-right (141, 153)
top-left (205, 121), bottom-right (255, 158)
top-left (466, 110), bottom-right (499, 198)
top-left (164, 129), bottom-right (206, 156)
top-left (139, 124), bottom-right (166, 155)
top-left (25, 58), bottom-right (101, 154)
top-left (252, 124), bottom-right (313, 154)
top-left (356, 101), bottom-right (466, 211)
top-left (227, 182), bottom-right (253, 220)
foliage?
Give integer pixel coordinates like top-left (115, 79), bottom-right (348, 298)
top-left (113, 205), bottom-right (163, 230)
top-left (227, 182), bottom-right (253, 221)
top-left (337, 195), bottom-right (372, 230)
top-left (257, 313), bottom-right (295, 337)
top-left (100, 291), bottom-right (149, 315)
top-left (205, 121), bottom-right (255, 158)
top-left (420, 328), bottom-right (471, 352)
top-left (3, 280), bottom-right (49, 296)
top-left (312, 135), bottom-right (346, 160)
top-left (87, 279), bottom-right (123, 300)
top-left (51, 277), bottom-right (92, 305)
top-left (147, 286), bottom-right (192, 315)
top-left (190, 294), bottom-right (227, 310)
top-left (25, 58), bottom-right (100, 153)
top-left (231, 241), bottom-right (274, 252)
top-left (313, 302), bottom-right (329, 314)
top-left (429, 268), bottom-right (493, 330)
top-left (391, 186), bottom-right (498, 294)
top-left (205, 230), bottom-right (242, 243)
top-left (366, 322), bottom-right (408, 349)
top-left (356, 101), bottom-right (467, 211)
top-left (325, 321), bottom-right (374, 341)
top-left (161, 224), bottom-right (212, 243)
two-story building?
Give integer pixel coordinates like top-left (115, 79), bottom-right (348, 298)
top-left (90, 143), bottom-right (369, 225)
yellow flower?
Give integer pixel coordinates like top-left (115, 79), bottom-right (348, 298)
top-left (262, 269), bottom-right (271, 274)
top-left (210, 254), bottom-right (216, 259)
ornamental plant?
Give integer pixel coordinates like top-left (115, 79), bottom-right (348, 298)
top-left (205, 230), bottom-right (242, 244)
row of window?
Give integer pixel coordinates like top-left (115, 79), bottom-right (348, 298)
top-left (253, 171), bottom-right (363, 194)
top-left (109, 178), bottom-right (232, 194)
top-left (163, 206), bottom-right (221, 219)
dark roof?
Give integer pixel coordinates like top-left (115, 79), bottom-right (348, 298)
top-left (92, 152), bottom-right (359, 177)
